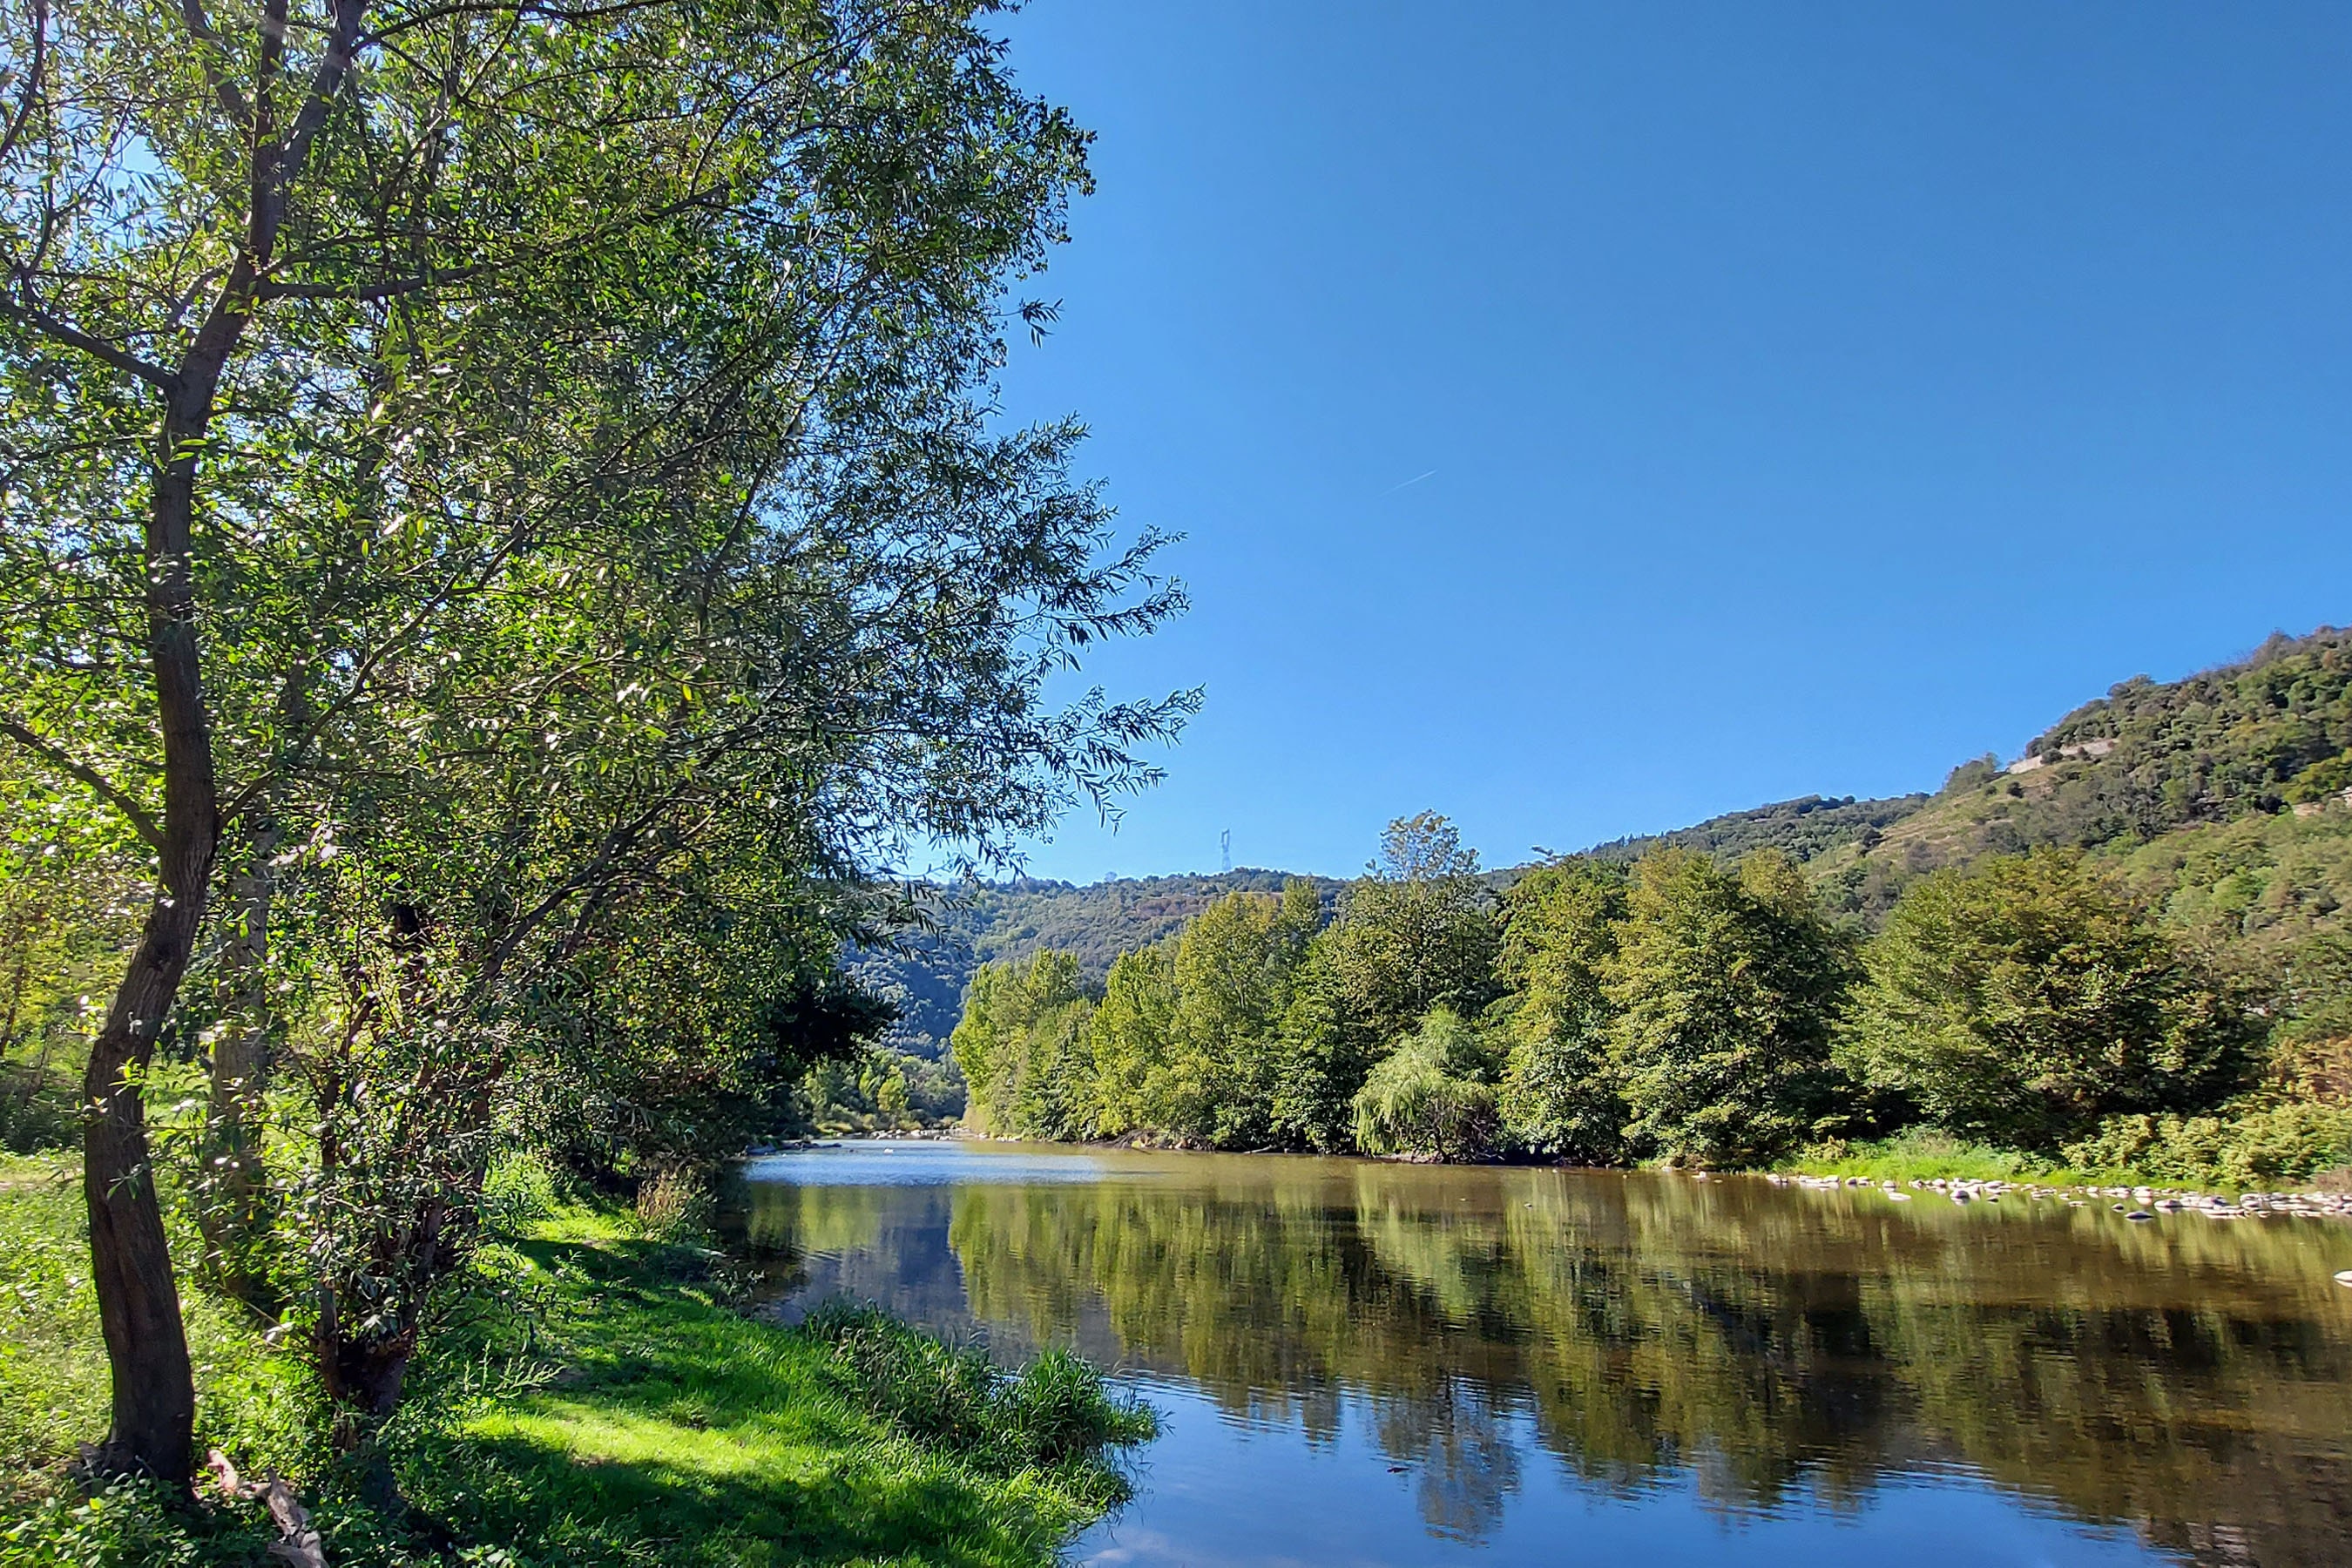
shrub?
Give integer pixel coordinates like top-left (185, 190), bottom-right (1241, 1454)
top-left (2064, 1103), bottom-right (2352, 1188)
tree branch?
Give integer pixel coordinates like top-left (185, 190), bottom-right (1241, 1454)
top-left (0, 716), bottom-right (165, 850)
top-left (178, 0), bottom-right (255, 130)
top-left (0, 0), bottom-right (50, 168)
top-left (0, 292), bottom-right (179, 392)
top-left (277, 0), bottom-right (371, 189)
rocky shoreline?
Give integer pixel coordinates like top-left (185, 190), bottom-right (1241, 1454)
top-left (1768, 1170), bottom-right (2352, 1226)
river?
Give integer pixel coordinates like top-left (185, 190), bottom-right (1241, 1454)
top-left (730, 1139), bottom-right (2352, 1567)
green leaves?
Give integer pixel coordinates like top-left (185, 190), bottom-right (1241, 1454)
top-left (1845, 850), bottom-right (2257, 1150)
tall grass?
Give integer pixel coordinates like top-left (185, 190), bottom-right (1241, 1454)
top-left (800, 1301), bottom-right (1159, 1511)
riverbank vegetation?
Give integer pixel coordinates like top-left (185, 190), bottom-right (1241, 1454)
top-left (952, 633), bottom-right (2352, 1189)
top-left (1, 1155), bottom-right (1155, 1566)
top-left (0, 0), bottom-right (1184, 1545)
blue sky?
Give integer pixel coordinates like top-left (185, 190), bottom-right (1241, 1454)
top-left (985, 1), bottom-right (2352, 884)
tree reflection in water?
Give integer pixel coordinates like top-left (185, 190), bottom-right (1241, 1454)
top-left (733, 1148), bottom-right (2352, 1565)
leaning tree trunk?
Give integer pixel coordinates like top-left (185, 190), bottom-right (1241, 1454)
top-left (82, 385), bottom-right (227, 1485)
top-left (69, 0), bottom-right (371, 1486)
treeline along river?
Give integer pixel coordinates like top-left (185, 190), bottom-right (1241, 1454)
top-left (728, 1141), bottom-right (2352, 1567)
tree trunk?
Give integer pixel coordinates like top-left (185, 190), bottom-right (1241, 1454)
top-left (83, 395), bottom-right (225, 1486)
top-left (199, 823), bottom-right (280, 1315)
top-left (82, 909), bottom-right (202, 1484)
top-left (318, 1298), bottom-right (422, 1513)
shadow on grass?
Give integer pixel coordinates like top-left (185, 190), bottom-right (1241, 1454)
top-left (410, 1236), bottom-right (1099, 1568)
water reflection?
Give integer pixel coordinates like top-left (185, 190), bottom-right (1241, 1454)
top-left (733, 1142), bottom-right (2352, 1566)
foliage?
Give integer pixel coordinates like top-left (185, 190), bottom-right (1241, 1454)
top-left (1605, 851), bottom-right (1854, 1167)
top-left (1270, 817), bottom-right (1500, 1151)
top-left (2063, 1103), bottom-right (2352, 1189)
top-left (1496, 862), bottom-right (1628, 1163)
top-left (848, 871), bottom-right (1342, 1061)
top-left (951, 953), bottom-right (1098, 1140)
top-left (0, 765), bottom-right (142, 1152)
top-left (950, 881), bottom-right (1328, 1148)
top-left (1317, 813), bottom-right (1503, 1044)
top-left (1087, 944), bottom-right (1182, 1139)
top-left (477, 1154), bottom-right (565, 1236)
top-left (1844, 851), bottom-right (2257, 1150)
top-left (1778, 1129), bottom-right (2065, 1184)
top-left (1350, 1009), bottom-right (1501, 1162)
top-left (1582, 794), bottom-right (1929, 870)
top-left (799, 1301), bottom-right (1157, 1512)
top-left (0, 0), bottom-right (1200, 1481)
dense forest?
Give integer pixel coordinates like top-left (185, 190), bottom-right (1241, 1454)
top-left (943, 630), bottom-right (2352, 1182)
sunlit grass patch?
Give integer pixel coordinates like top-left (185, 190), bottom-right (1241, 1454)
top-left (1779, 1129), bottom-right (2090, 1186)
top-left (1, 1170), bottom-right (1153, 1567)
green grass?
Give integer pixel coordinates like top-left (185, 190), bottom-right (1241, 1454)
top-left (1779, 1119), bottom-right (2352, 1194)
top-left (0, 1160), bottom-right (1155, 1567)
top-left (1775, 1129), bottom-right (2094, 1186)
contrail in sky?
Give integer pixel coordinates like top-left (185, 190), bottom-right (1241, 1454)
top-left (1381, 469), bottom-right (1437, 496)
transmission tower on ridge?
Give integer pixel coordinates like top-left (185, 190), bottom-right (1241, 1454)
top-left (1220, 829), bottom-right (1231, 875)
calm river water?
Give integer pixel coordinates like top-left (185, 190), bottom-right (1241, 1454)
top-left (731, 1139), bottom-right (2352, 1567)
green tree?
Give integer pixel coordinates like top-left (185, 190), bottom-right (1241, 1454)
top-left (1607, 850), bottom-right (1852, 1167)
top-left (1350, 1007), bottom-right (1502, 1162)
top-left (0, 0), bottom-right (1188, 1483)
top-left (1274, 816), bottom-right (1497, 1149)
top-left (1165, 882), bottom-right (1321, 1147)
top-left (1844, 850), bottom-right (2255, 1150)
top-left (1497, 861), bottom-right (1629, 1163)
top-left (1327, 813), bottom-right (1503, 1040)
top-left (953, 953), bottom-right (1098, 1139)
top-left (1087, 943), bottom-right (1181, 1138)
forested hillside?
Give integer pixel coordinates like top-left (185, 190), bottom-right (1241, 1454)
top-left (1581, 793), bottom-right (1930, 870)
top-left (935, 628), bottom-right (2352, 1181)
top-left (861, 626), bottom-right (2352, 1059)
top-left (849, 872), bottom-right (1345, 1057)
top-left (1816, 626), bottom-right (2352, 920)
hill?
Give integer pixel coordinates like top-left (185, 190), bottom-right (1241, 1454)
top-left (848, 871), bottom-right (1345, 1057)
top-left (1815, 626), bottom-right (2352, 920)
top-left (1578, 792), bottom-right (1930, 870)
top-left (853, 624), bottom-right (2352, 1058)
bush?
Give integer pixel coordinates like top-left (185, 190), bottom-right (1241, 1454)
top-left (2064, 1103), bottom-right (2352, 1188)
top-left (1351, 1009), bottom-right (1499, 1162)
top-left (798, 1301), bottom-right (1158, 1511)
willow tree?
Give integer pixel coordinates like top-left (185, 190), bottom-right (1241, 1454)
top-left (0, 0), bottom-right (1187, 1484)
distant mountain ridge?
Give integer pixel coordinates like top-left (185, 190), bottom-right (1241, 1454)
top-left (854, 625), bottom-right (2352, 1057)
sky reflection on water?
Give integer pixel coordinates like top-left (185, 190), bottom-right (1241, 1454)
top-left (731, 1139), bottom-right (2352, 1566)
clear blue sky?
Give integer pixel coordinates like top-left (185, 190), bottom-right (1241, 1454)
top-left (984, 1), bottom-right (2352, 884)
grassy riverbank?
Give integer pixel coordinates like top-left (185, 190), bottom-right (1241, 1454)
top-left (1774, 1125), bottom-right (2352, 1194)
top-left (1772, 1131), bottom-right (2092, 1186)
top-left (0, 1155), bottom-right (1152, 1567)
